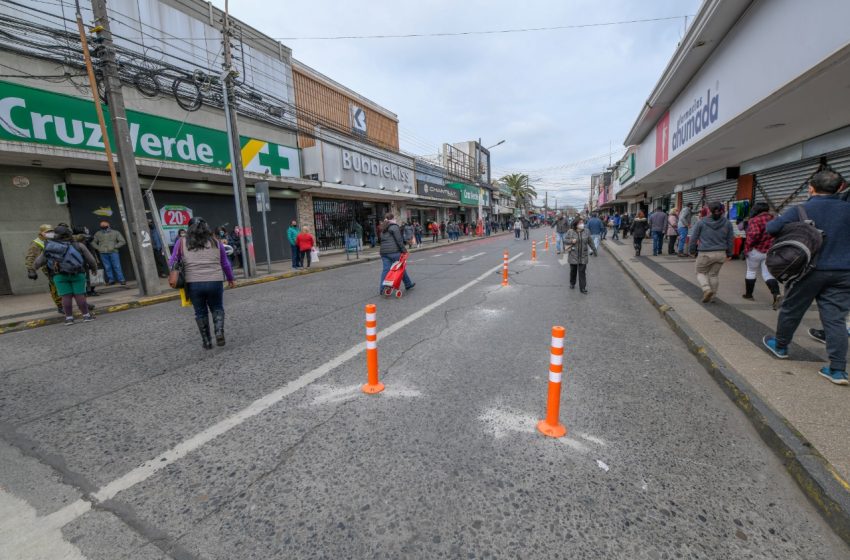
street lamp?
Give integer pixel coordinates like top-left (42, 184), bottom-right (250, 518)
top-left (486, 140), bottom-right (506, 150)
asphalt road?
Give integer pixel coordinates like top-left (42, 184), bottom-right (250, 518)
top-left (1, 229), bottom-right (847, 559)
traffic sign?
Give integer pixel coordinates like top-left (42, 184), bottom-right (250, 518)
top-left (254, 182), bottom-right (271, 212)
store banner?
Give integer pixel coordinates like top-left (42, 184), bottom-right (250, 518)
top-left (416, 180), bottom-right (460, 202)
top-left (446, 182), bottom-right (480, 206)
top-left (0, 80), bottom-right (300, 177)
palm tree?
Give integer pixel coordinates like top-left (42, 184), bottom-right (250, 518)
top-left (501, 173), bottom-right (537, 212)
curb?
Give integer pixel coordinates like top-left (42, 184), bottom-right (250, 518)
top-left (603, 240), bottom-right (850, 547)
top-left (0, 232), bottom-right (511, 336)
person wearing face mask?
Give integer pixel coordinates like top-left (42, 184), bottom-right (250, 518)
top-left (24, 224), bottom-right (64, 313)
top-left (91, 220), bottom-right (127, 286)
top-left (688, 201), bottom-right (734, 303)
top-left (565, 217), bottom-right (591, 294)
top-left (286, 219), bottom-right (301, 269)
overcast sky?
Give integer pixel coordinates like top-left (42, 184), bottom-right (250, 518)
top-left (215, 0), bottom-right (701, 208)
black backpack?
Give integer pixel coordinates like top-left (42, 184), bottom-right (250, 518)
top-left (44, 240), bottom-right (85, 275)
top-left (765, 205), bottom-right (823, 284)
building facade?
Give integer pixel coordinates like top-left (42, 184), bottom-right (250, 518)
top-left (618, 0), bottom-right (850, 220)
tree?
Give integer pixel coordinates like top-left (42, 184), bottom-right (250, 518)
top-left (501, 173), bottom-right (537, 212)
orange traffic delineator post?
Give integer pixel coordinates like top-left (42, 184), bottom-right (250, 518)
top-left (537, 326), bottom-right (567, 438)
top-left (362, 304), bottom-right (384, 394)
top-left (501, 249), bottom-right (509, 286)
top-left (545, 234), bottom-right (550, 251)
top-left (532, 241), bottom-right (537, 262)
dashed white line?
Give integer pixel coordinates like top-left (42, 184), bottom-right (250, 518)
top-left (458, 252), bottom-right (487, 263)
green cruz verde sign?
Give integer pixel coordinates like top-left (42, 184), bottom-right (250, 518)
top-left (617, 152), bottom-right (635, 184)
top-left (0, 80), bottom-right (299, 177)
top-left (446, 182), bottom-right (480, 206)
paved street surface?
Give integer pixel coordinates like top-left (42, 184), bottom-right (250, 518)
top-left (1, 229), bottom-right (847, 559)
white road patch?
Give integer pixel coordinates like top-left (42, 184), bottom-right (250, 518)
top-left (0, 488), bottom-right (88, 560)
top-left (432, 254), bottom-right (444, 258)
top-left (308, 384), bottom-right (362, 405)
top-left (52, 253), bottom-right (523, 527)
top-left (478, 407), bottom-right (537, 439)
top-left (596, 460), bottom-right (610, 472)
top-left (382, 385), bottom-right (423, 398)
top-left (458, 252), bottom-right (487, 263)
top-left (558, 437), bottom-right (589, 452)
top-left (576, 432), bottom-right (606, 446)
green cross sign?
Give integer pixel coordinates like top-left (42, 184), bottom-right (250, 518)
top-left (54, 182), bottom-right (68, 205)
top-left (258, 146), bottom-right (291, 173)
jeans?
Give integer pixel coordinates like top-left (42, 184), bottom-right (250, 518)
top-left (745, 249), bottom-right (774, 282)
top-left (100, 252), bottom-right (125, 283)
top-left (523, 229), bottom-right (529, 240)
top-left (514, 229), bottom-right (521, 239)
top-left (556, 232), bottom-right (565, 253)
top-left (611, 227), bottom-right (619, 240)
top-left (590, 234), bottom-right (601, 254)
top-left (776, 270), bottom-right (850, 371)
top-left (186, 281), bottom-right (224, 320)
top-left (695, 252), bottom-right (726, 294)
top-left (651, 231), bottom-right (664, 255)
top-left (379, 252), bottom-right (412, 292)
top-left (677, 227), bottom-right (689, 254)
top-left (290, 243), bottom-right (301, 268)
top-left (569, 264), bottom-right (587, 291)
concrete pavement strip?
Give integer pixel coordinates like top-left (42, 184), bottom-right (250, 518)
top-left (603, 239), bottom-right (850, 547)
top-left (0, 232), bottom-right (510, 336)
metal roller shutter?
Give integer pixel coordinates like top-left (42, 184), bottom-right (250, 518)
top-left (703, 179), bottom-right (738, 205)
top-left (754, 158), bottom-right (820, 211)
top-left (826, 148), bottom-right (850, 181)
top-left (682, 188), bottom-right (702, 207)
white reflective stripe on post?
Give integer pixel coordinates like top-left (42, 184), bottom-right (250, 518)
top-left (550, 354), bottom-right (563, 367)
top-left (549, 371), bottom-right (562, 383)
top-left (366, 313), bottom-right (377, 322)
top-left (366, 340), bottom-right (377, 350)
top-left (366, 326), bottom-right (377, 336)
top-left (551, 337), bottom-right (564, 349)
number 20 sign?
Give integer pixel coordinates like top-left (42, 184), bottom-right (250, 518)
top-left (159, 205), bottom-right (193, 229)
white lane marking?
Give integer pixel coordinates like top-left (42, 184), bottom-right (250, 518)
top-left (55, 253), bottom-right (524, 525)
top-left (431, 254), bottom-right (444, 258)
top-left (458, 252), bottom-right (487, 263)
top-left (0, 489), bottom-right (88, 560)
top-left (596, 460), bottom-right (610, 472)
top-left (558, 437), bottom-right (589, 452)
top-left (576, 432), bottom-right (606, 446)
top-left (410, 259), bottom-right (426, 263)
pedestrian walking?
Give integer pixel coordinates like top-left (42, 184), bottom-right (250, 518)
top-left (522, 218), bottom-right (530, 240)
top-left (25, 224), bottom-right (64, 313)
top-left (688, 202), bottom-right (733, 303)
top-left (148, 219), bottom-right (169, 278)
top-left (431, 221), bottom-right (439, 243)
top-left (585, 213), bottom-right (604, 256)
top-left (555, 214), bottom-right (569, 254)
top-left (91, 220), bottom-right (127, 286)
top-left (620, 213), bottom-right (631, 239)
top-left (762, 170), bottom-right (850, 385)
top-left (742, 202), bottom-right (782, 308)
top-left (287, 220), bottom-right (301, 269)
top-left (630, 211), bottom-right (649, 256)
top-left (600, 216), bottom-right (608, 240)
top-left (440, 221), bottom-right (446, 240)
top-left (378, 214), bottom-right (414, 294)
top-left (666, 209), bottom-right (679, 255)
top-left (32, 225), bottom-right (98, 325)
top-left (296, 226), bottom-right (315, 268)
top-left (611, 213), bottom-right (621, 240)
top-left (170, 217), bottom-right (236, 349)
top-left (402, 222), bottom-right (414, 249)
top-left (414, 221), bottom-right (423, 246)
top-left (565, 217), bottom-right (591, 294)
top-left (677, 202), bottom-right (694, 256)
top-left (648, 206), bottom-right (668, 256)
top-left (514, 218), bottom-right (521, 239)
top-left (72, 225), bottom-right (101, 297)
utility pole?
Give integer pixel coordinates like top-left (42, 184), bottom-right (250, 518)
top-left (222, 0), bottom-right (256, 277)
top-left (90, 0), bottom-right (161, 296)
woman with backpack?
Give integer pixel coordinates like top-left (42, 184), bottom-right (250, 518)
top-left (170, 217), bottom-right (236, 349)
top-left (630, 211), bottom-right (650, 256)
top-left (33, 225), bottom-right (98, 325)
top-left (743, 202), bottom-right (782, 308)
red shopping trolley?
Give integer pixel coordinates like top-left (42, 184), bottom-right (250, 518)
top-left (381, 252), bottom-right (409, 298)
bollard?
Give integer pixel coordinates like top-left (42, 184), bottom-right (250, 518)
top-left (545, 234), bottom-right (550, 252)
top-left (537, 326), bottom-right (567, 438)
top-left (532, 241), bottom-right (537, 262)
top-left (362, 304), bottom-right (384, 394)
top-left (501, 249), bottom-right (509, 286)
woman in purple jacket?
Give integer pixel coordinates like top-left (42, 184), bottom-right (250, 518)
top-left (171, 217), bottom-right (236, 349)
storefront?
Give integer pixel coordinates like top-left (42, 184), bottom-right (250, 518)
top-left (411, 172), bottom-right (459, 231)
top-left (301, 134), bottom-right (417, 250)
top-left (446, 182), bottom-right (480, 224)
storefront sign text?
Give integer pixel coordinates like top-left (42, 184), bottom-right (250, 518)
top-left (416, 181), bottom-right (460, 202)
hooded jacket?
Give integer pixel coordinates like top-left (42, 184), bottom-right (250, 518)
top-left (380, 222), bottom-right (407, 256)
top-left (689, 215), bottom-right (733, 255)
top-left (630, 217), bottom-right (650, 238)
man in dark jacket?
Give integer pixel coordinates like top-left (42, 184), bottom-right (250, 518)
top-left (648, 206), bottom-right (668, 256)
top-left (688, 202), bottom-right (733, 303)
top-left (763, 170), bottom-right (850, 385)
top-left (378, 214), bottom-right (414, 294)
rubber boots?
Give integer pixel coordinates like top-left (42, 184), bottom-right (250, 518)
top-left (766, 279), bottom-right (782, 310)
top-left (742, 278), bottom-right (756, 300)
top-left (196, 317), bottom-right (213, 349)
top-left (212, 309), bottom-right (226, 346)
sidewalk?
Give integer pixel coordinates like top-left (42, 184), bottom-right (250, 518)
top-left (0, 231), bottom-right (511, 334)
top-left (603, 237), bottom-right (850, 542)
